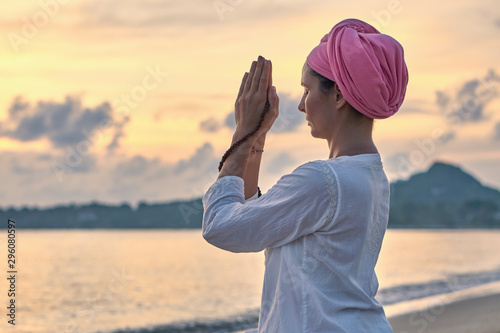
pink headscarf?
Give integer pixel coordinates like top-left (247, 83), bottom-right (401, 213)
top-left (306, 18), bottom-right (409, 119)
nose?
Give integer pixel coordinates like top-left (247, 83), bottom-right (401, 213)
top-left (298, 95), bottom-right (305, 113)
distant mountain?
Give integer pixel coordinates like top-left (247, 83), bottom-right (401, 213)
top-left (0, 199), bottom-right (203, 229)
top-left (389, 162), bottom-right (500, 228)
top-left (1, 161), bottom-right (499, 229)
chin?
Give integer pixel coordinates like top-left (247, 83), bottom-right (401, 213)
top-left (309, 128), bottom-right (321, 139)
top-left (308, 123), bottom-right (325, 139)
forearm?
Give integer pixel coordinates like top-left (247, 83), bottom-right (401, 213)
top-left (244, 133), bottom-right (265, 199)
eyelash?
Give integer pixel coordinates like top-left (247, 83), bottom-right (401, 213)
top-left (303, 90), bottom-right (309, 96)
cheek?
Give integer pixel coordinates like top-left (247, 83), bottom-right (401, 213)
top-left (304, 94), bottom-right (317, 114)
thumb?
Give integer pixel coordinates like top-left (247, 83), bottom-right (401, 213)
top-left (268, 86), bottom-right (279, 111)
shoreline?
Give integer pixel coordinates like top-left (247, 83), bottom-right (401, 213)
top-left (386, 280), bottom-right (500, 333)
top-left (105, 281), bottom-right (500, 333)
top-left (388, 293), bottom-right (500, 333)
top-left (235, 281), bottom-right (500, 333)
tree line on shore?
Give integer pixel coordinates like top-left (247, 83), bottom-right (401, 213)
top-left (2, 162), bottom-right (500, 229)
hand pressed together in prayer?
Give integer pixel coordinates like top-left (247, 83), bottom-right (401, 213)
top-left (234, 55), bottom-right (279, 138)
top-left (217, 55), bottom-right (279, 181)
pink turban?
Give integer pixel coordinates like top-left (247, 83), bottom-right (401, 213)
top-left (306, 18), bottom-right (409, 119)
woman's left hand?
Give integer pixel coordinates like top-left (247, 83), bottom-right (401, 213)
top-left (234, 55), bottom-right (279, 137)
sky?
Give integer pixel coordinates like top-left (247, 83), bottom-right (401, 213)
top-left (0, 0), bottom-right (499, 208)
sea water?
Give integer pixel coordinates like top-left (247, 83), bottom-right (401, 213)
top-left (2, 229), bottom-right (500, 333)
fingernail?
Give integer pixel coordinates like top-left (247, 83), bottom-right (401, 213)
top-left (258, 55), bottom-right (263, 61)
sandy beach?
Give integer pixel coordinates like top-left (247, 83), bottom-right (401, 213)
top-left (236, 281), bottom-right (500, 333)
top-left (388, 292), bottom-right (500, 333)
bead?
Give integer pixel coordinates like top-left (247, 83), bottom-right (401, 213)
top-left (218, 101), bottom-right (270, 172)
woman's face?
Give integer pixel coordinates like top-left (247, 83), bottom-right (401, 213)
top-left (298, 62), bottom-right (337, 139)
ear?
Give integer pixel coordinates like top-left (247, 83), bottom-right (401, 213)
top-left (332, 83), bottom-right (349, 110)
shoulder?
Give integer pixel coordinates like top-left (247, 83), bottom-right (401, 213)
top-left (293, 160), bottom-right (339, 228)
top-left (282, 160), bottom-right (338, 203)
top-left (287, 160), bottom-right (337, 186)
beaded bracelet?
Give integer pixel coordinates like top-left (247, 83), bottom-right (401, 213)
top-left (218, 101), bottom-right (270, 172)
top-left (251, 148), bottom-right (264, 154)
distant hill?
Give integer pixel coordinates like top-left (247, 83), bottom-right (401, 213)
top-left (0, 199), bottom-right (203, 229)
top-left (1, 161), bottom-right (500, 229)
top-left (389, 162), bottom-right (500, 228)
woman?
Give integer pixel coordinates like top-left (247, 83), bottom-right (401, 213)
top-left (202, 18), bottom-right (408, 332)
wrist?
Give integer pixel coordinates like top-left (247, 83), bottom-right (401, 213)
top-left (232, 127), bottom-right (259, 146)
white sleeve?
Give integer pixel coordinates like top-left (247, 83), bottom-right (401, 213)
top-left (245, 190), bottom-right (259, 202)
top-left (202, 161), bottom-right (338, 253)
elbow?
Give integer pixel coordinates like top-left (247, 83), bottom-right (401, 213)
top-left (202, 225), bottom-right (260, 253)
top-left (201, 224), bottom-right (227, 250)
top-left (202, 227), bottom-right (217, 246)
top-left (201, 214), bottom-right (236, 251)
top-left (202, 227), bottom-right (237, 252)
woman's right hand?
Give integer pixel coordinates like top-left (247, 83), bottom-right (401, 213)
top-left (234, 56), bottom-right (279, 137)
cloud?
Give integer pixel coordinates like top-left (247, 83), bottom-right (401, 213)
top-left (108, 142), bottom-right (220, 203)
top-left (107, 115), bottom-right (130, 153)
top-left (270, 92), bottom-right (306, 133)
top-left (79, 0), bottom-right (331, 33)
top-left (494, 122), bottom-right (500, 141)
top-left (383, 127), bottom-right (456, 180)
top-left (435, 69), bottom-right (500, 124)
top-left (398, 99), bottom-right (436, 114)
top-left (0, 95), bottom-right (129, 152)
top-left (199, 117), bottom-right (222, 133)
top-left (114, 155), bottom-right (155, 177)
top-left (265, 152), bottom-right (297, 174)
top-left (0, 150), bottom-right (102, 207)
top-left (384, 152), bottom-right (415, 179)
top-left (173, 142), bottom-right (216, 177)
top-left (80, 0), bottom-right (216, 30)
top-left (0, 141), bottom-right (221, 207)
top-left (200, 92), bottom-right (305, 134)
top-left (436, 131), bottom-right (455, 144)
top-left (224, 112), bottom-right (236, 130)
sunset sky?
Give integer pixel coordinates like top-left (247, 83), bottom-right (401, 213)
top-left (1, 0), bottom-right (499, 208)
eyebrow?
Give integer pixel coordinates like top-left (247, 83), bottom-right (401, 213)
top-left (301, 82), bottom-right (308, 87)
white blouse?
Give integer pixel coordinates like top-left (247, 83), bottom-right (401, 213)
top-left (202, 153), bottom-right (393, 332)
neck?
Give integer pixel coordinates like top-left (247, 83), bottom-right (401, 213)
top-left (327, 115), bottom-right (377, 159)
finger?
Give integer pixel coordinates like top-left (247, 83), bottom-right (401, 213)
top-left (270, 60), bottom-right (273, 89)
top-left (251, 56), bottom-right (266, 91)
top-left (244, 61), bottom-right (257, 93)
top-left (237, 72), bottom-right (248, 99)
top-left (259, 60), bottom-right (271, 94)
top-left (269, 86), bottom-right (279, 112)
